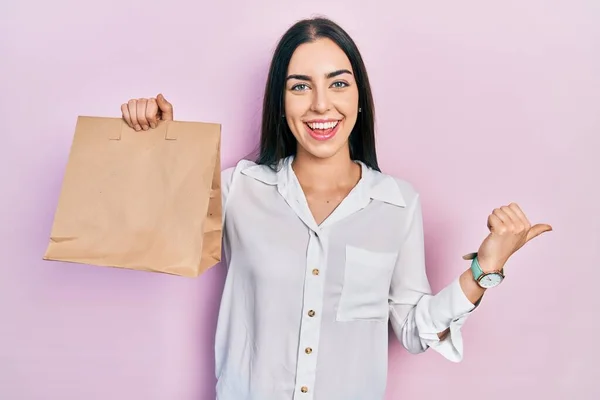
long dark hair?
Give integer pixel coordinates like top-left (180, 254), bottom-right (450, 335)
top-left (255, 17), bottom-right (380, 172)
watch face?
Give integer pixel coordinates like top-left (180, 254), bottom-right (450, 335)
top-left (478, 273), bottom-right (503, 288)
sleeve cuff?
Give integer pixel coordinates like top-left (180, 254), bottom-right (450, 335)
top-left (416, 277), bottom-right (477, 362)
top-left (430, 277), bottom-right (477, 325)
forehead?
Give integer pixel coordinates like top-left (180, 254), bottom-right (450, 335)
top-left (287, 38), bottom-right (353, 75)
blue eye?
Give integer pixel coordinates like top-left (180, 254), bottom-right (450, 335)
top-left (291, 83), bottom-right (309, 91)
top-left (332, 81), bottom-right (349, 88)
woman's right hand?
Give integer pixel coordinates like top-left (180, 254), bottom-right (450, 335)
top-left (121, 93), bottom-right (174, 131)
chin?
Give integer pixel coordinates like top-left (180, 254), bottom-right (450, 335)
top-left (299, 138), bottom-right (349, 160)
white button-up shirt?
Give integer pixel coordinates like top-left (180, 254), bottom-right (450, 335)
top-left (214, 156), bottom-right (477, 400)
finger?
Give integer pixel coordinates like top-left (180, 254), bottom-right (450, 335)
top-left (526, 223), bottom-right (553, 242)
top-left (492, 208), bottom-right (511, 226)
top-left (500, 205), bottom-right (521, 227)
top-left (128, 99), bottom-right (140, 131)
top-left (156, 93), bottom-right (174, 121)
top-left (121, 103), bottom-right (133, 128)
top-left (508, 202), bottom-right (531, 229)
top-left (146, 98), bottom-right (159, 128)
top-left (136, 98), bottom-right (149, 130)
top-left (488, 213), bottom-right (506, 234)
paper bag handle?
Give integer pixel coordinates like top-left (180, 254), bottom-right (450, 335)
top-left (109, 120), bottom-right (178, 140)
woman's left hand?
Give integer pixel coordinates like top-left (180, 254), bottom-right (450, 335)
top-left (472, 203), bottom-right (552, 272)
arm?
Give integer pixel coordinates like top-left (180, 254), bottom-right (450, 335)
top-left (436, 269), bottom-right (485, 340)
top-left (434, 199), bottom-right (553, 342)
top-left (388, 194), bottom-right (477, 362)
top-left (389, 190), bottom-right (552, 360)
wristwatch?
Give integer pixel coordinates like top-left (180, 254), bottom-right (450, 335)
top-left (470, 255), bottom-right (504, 288)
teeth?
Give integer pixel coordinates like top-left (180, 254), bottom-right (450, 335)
top-left (308, 121), bottom-right (338, 130)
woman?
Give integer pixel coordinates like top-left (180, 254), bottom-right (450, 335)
top-left (121, 17), bottom-right (551, 400)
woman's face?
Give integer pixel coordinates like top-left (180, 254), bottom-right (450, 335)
top-left (284, 38), bottom-right (359, 161)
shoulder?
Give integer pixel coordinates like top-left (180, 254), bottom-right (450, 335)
top-left (222, 159), bottom-right (256, 198)
top-left (221, 158), bottom-right (280, 208)
top-left (369, 169), bottom-right (426, 236)
top-left (393, 176), bottom-right (420, 208)
top-left (222, 159), bottom-right (278, 187)
top-left (390, 173), bottom-right (419, 200)
top-left (221, 159), bottom-right (257, 185)
top-left (363, 165), bottom-right (420, 210)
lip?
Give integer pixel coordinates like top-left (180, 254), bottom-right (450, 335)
top-left (304, 119), bottom-right (342, 141)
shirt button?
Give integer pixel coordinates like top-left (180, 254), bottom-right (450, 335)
top-left (305, 347), bottom-right (312, 354)
top-left (308, 310), bottom-right (315, 317)
top-left (312, 268), bottom-right (319, 276)
top-left (301, 386), bottom-right (309, 393)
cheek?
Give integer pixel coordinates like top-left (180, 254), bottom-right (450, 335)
top-left (336, 99), bottom-right (359, 124)
top-left (283, 96), bottom-right (307, 142)
top-left (336, 95), bottom-right (360, 139)
top-left (335, 90), bottom-right (359, 114)
top-left (284, 94), bottom-right (309, 119)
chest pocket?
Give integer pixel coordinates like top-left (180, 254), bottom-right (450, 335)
top-left (336, 245), bottom-right (398, 322)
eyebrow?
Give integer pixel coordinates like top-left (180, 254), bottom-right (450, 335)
top-left (286, 69), bottom-right (353, 82)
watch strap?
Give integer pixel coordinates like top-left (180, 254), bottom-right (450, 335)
top-left (470, 255), bottom-right (505, 279)
top-left (470, 256), bottom-right (484, 280)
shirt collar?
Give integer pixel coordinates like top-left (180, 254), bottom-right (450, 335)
top-left (240, 156), bottom-right (406, 208)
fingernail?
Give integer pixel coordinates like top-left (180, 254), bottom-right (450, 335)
top-left (135, 124), bottom-right (141, 131)
top-left (142, 125), bottom-right (148, 131)
top-left (150, 122), bottom-right (156, 129)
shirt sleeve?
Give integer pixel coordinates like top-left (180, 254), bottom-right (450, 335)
top-left (219, 162), bottom-right (245, 269)
top-left (221, 166), bottom-right (236, 215)
top-left (388, 194), bottom-right (477, 362)
top-left (221, 159), bottom-right (255, 221)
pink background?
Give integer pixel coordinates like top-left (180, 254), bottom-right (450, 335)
top-left (2, 1), bottom-right (599, 399)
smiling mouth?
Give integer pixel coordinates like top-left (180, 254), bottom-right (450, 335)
top-left (304, 120), bottom-right (342, 141)
top-left (306, 121), bottom-right (340, 130)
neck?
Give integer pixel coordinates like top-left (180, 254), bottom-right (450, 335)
top-left (292, 147), bottom-right (360, 190)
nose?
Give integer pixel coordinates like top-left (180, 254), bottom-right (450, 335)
top-left (310, 86), bottom-right (331, 114)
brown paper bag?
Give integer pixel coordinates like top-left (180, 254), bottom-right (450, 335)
top-left (43, 116), bottom-right (222, 277)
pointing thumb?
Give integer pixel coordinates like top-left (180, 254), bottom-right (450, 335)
top-left (526, 223), bottom-right (553, 242)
